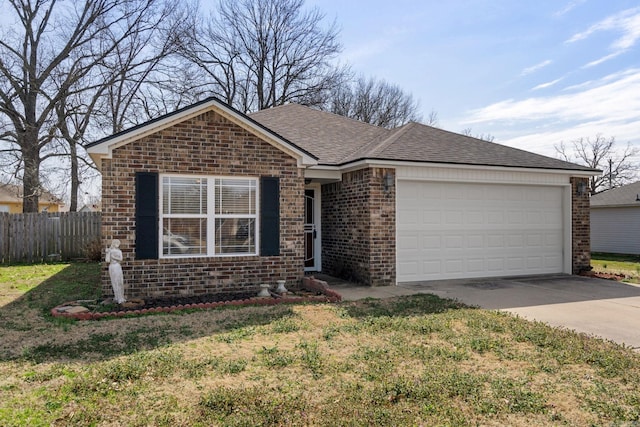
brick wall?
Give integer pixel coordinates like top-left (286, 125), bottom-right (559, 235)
top-left (101, 109), bottom-right (304, 299)
top-left (321, 167), bottom-right (396, 286)
top-left (571, 177), bottom-right (591, 273)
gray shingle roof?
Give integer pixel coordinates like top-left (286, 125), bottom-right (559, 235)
top-left (250, 104), bottom-right (597, 172)
top-left (250, 104), bottom-right (390, 164)
top-left (591, 181), bottom-right (640, 207)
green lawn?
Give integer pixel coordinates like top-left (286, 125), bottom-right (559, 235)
top-left (591, 252), bottom-right (640, 282)
top-left (1, 263), bottom-right (639, 426)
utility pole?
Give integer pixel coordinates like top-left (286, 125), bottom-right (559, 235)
top-left (608, 158), bottom-right (613, 189)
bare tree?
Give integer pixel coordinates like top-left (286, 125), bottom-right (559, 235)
top-left (425, 109), bottom-right (439, 127)
top-left (555, 134), bottom-right (639, 194)
top-left (0, 0), bottom-right (183, 212)
top-left (131, 63), bottom-right (209, 121)
top-left (178, 0), bottom-right (346, 113)
top-left (323, 76), bottom-right (422, 128)
top-left (461, 128), bottom-right (495, 142)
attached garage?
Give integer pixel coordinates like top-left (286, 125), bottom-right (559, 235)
top-left (397, 178), bottom-right (569, 282)
top-left (251, 103), bottom-right (596, 287)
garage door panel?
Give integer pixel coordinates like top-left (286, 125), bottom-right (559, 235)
top-left (507, 234), bottom-right (524, 247)
top-left (445, 259), bottom-right (464, 273)
top-left (506, 257), bottom-right (524, 270)
top-left (397, 181), bottom-right (564, 282)
top-left (445, 210), bottom-right (463, 225)
top-left (545, 255), bottom-right (562, 270)
top-left (526, 211), bottom-right (542, 224)
top-left (402, 209), bottom-right (419, 226)
top-left (526, 233), bottom-right (543, 247)
top-left (487, 211), bottom-right (504, 224)
top-left (400, 234), bottom-right (419, 250)
top-left (507, 210), bottom-right (525, 224)
top-left (464, 209), bottom-right (485, 223)
top-left (467, 258), bottom-right (485, 272)
top-left (487, 234), bottom-right (504, 248)
top-left (468, 235), bottom-right (484, 248)
top-left (445, 235), bottom-right (464, 249)
top-left (545, 233), bottom-right (562, 247)
top-left (422, 235), bottom-right (441, 249)
top-left (487, 258), bottom-right (504, 271)
top-left (422, 210), bottom-right (441, 225)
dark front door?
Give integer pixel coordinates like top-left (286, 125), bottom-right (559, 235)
top-left (304, 188), bottom-right (320, 271)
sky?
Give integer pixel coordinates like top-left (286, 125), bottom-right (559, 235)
top-left (308, 0), bottom-right (640, 159)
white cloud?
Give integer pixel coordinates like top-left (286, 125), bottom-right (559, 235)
top-left (566, 8), bottom-right (640, 66)
top-left (582, 52), bottom-right (624, 68)
top-left (553, 0), bottom-right (586, 18)
top-left (463, 69), bottom-right (640, 157)
top-left (466, 69), bottom-right (640, 124)
top-left (532, 77), bottom-right (563, 91)
top-left (521, 59), bottom-right (552, 76)
top-left (499, 120), bottom-right (640, 159)
top-left (343, 38), bottom-right (392, 63)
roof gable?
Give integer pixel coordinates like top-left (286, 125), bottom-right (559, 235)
top-left (87, 97), bottom-right (317, 170)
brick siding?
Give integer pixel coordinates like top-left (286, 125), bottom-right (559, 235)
top-left (101, 109), bottom-right (304, 299)
top-left (321, 167), bottom-right (396, 286)
top-left (571, 177), bottom-right (591, 273)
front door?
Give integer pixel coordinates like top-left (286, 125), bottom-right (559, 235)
top-left (304, 186), bottom-right (321, 271)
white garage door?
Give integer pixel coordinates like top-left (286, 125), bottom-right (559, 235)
top-left (397, 181), bottom-right (564, 282)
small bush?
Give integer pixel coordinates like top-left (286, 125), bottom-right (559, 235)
top-left (84, 237), bottom-right (103, 262)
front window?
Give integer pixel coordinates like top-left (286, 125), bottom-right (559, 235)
top-left (161, 176), bottom-right (257, 257)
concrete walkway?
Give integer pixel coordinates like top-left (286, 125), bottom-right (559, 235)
top-left (321, 274), bottom-right (640, 350)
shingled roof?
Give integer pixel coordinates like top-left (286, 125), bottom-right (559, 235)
top-left (250, 104), bottom-right (597, 172)
top-left (591, 181), bottom-right (640, 207)
top-left (250, 104), bottom-right (389, 165)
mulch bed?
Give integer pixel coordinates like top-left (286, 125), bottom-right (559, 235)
top-left (579, 271), bottom-right (627, 281)
top-left (51, 278), bottom-right (342, 321)
top-left (118, 292), bottom-right (260, 311)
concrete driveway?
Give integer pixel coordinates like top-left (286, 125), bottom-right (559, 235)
top-left (330, 274), bottom-right (640, 349)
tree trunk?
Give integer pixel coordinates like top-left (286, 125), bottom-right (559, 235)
top-left (22, 141), bottom-right (41, 213)
top-left (69, 139), bottom-right (79, 212)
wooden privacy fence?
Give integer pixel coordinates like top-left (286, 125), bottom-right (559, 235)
top-left (0, 212), bottom-right (101, 264)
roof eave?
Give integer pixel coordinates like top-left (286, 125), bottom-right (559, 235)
top-left (332, 158), bottom-right (601, 176)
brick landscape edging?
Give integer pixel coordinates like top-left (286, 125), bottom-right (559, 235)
top-left (51, 276), bottom-right (342, 321)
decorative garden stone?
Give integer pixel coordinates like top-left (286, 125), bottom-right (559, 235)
top-left (106, 239), bottom-right (126, 303)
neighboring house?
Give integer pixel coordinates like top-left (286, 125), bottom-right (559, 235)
top-left (78, 203), bottom-right (101, 212)
top-left (590, 181), bottom-right (640, 255)
top-left (0, 183), bottom-right (64, 213)
top-left (87, 97), bottom-right (598, 299)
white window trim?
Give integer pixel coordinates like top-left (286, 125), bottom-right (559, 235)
top-left (159, 174), bottom-right (260, 258)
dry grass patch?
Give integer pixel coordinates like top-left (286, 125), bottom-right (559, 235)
top-left (1, 263), bottom-right (640, 425)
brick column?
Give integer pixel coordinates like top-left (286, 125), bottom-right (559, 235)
top-left (571, 177), bottom-right (591, 273)
top-left (321, 167), bottom-right (396, 286)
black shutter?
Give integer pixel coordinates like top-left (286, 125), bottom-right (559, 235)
top-left (135, 172), bottom-right (159, 259)
top-left (260, 177), bottom-right (280, 256)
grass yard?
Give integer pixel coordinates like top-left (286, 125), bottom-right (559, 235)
top-left (1, 263), bottom-right (640, 426)
top-left (591, 252), bottom-right (640, 282)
